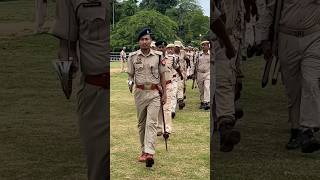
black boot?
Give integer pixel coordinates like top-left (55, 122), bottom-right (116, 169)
top-left (235, 108), bottom-right (244, 120)
top-left (219, 122), bottom-right (241, 152)
top-left (199, 102), bottom-right (204, 109)
top-left (286, 129), bottom-right (302, 150)
top-left (171, 112), bottom-right (175, 119)
top-left (178, 99), bottom-right (185, 110)
top-left (204, 102), bottom-right (210, 110)
top-left (301, 129), bottom-right (320, 153)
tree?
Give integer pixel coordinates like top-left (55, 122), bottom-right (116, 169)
top-left (111, 10), bottom-right (179, 51)
top-left (139, 0), bottom-right (178, 14)
top-left (164, 0), bottom-right (208, 43)
top-left (111, 0), bottom-right (138, 26)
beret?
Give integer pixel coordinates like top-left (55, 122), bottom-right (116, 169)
top-left (138, 28), bottom-right (153, 41)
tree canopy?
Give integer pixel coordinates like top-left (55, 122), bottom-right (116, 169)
top-left (110, 0), bottom-right (209, 51)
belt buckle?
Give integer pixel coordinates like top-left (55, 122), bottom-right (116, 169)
top-left (144, 84), bottom-right (152, 90)
top-left (295, 31), bottom-right (304, 37)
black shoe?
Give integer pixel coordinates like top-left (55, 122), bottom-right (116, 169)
top-left (255, 44), bottom-right (263, 56)
top-left (286, 129), bottom-right (302, 150)
top-left (178, 100), bottom-right (185, 110)
top-left (171, 112), bottom-right (175, 119)
top-left (247, 45), bottom-right (256, 58)
top-left (235, 108), bottom-right (244, 120)
top-left (145, 154), bottom-right (154, 167)
top-left (199, 102), bottom-right (204, 109)
top-left (219, 122), bottom-right (241, 152)
top-left (301, 129), bottom-right (320, 153)
top-left (204, 102), bottom-right (210, 110)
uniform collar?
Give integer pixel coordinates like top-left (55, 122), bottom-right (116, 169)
top-left (201, 50), bottom-right (210, 55)
top-left (137, 49), bottom-right (155, 57)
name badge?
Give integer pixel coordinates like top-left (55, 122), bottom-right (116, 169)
top-left (83, 1), bottom-right (101, 8)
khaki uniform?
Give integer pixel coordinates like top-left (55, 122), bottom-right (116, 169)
top-left (35, 0), bottom-right (47, 33)
top-left (186, 51), bottom-right (194, 77)
top-left (52, 0), bottom-right (109, 180)
top-left (196, 51), bottom-right (211, 103)
top-left (214, 0), bottom-right (245, 125)
top-left (127, 49), bottom-right (166, 154)
top-left (157, 54), bottom-right (178, 133)
top-left (120, 50), bottom-right (127, 72)
top-left (256, 0), bottom-right (320, 129)
top-left (171, 55), bottom-right (180, 114)
top-left (176, 50), bottom-right (188, 100)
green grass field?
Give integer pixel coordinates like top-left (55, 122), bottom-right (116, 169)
top-left (1, 0), bottom-right (320, 180)
top-left (0, 33), bottom-right (88, 179)
top-left (110, 62), bottom-right (210, 179)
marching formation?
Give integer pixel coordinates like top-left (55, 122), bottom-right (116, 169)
top-left (125, 28), bottom-right (212, 167)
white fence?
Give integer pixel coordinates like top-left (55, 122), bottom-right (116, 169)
top-left (110, 52), bottom-right (128, 62)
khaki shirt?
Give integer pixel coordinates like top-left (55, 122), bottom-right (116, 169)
top-left (220, 0), bottom-right (245, 39)
top-left (196, 50), bottom-right (210, 73)
top-left (176, 50), bottom-right (188, 72)
top-left (165, 54), bottom-right (180, 78)
top-left (256, 0), bottom-right (320, 41)
top-left (127, 49), bottom-right (166, 85)
top-left (52, 0), bottom-right (108, 75)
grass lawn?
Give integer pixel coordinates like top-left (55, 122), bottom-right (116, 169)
top-left (213, 57), bottom-right (320, 180)
top-left (1, 0), bottom-right (320, 179)
top-left (110, 62), bottom-right (210, 179)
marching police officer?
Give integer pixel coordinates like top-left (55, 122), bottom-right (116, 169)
top-left (196, 41), bottom-right (211, 110)
top-left (127, 28), bottom-right (167, 167)
top-left (257, 0), bottom-right (320, 153)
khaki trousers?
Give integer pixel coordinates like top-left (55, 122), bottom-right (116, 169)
top-left (157, 83), bottom-right (173, 133)
top-left (120, 59), bottom-right (126, 72)
top-left (197, 71), bottom-right (210, 103)
top-left (76, 74), bottom-right (108, 180)
top-left (134, 89), bottom-right (160, 154)
top-left (279, 31), bottom-right (320, 128)
top-left (177, 76), bottom-right (184, 100)
top-left (214, 37), bottom-right (240, 124)
top-left (171, 77), bottom-right (179, 113)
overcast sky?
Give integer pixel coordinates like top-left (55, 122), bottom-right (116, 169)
top-left (135, 0), bottom-right (210, 16)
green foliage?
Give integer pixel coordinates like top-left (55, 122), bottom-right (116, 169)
top-left (139, 0), bottom-right (178, 14)
top-left (110, 0), bottom-right (209, 50)
top-left (111, 10), bottom-right (179, 51)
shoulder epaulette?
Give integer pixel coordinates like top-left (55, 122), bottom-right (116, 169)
top-left (154, 50), bottom-right (163, 56)
top-left (128, 51), bottom-right (138, 57)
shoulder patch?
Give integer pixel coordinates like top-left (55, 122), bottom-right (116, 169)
top-left (154, 50), bottom-right (163, 56)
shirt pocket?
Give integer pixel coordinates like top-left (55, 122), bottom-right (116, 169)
top-left (88, 15), bottom-right (107, 41)
top-left (150, 65), bottom-right (160, 80)
top-left (134, 63), bottom-right (144, 72)
top-left (77, 5), bottom-right (107, 41)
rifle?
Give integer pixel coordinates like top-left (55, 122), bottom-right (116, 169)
top-left (158, 88), bottom-right (169, 151)
top-left (261, 0), bottom-right (283, 88)
top-left (192, 52), bottom-right (200, 89)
